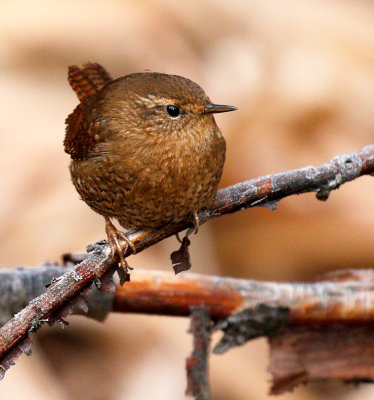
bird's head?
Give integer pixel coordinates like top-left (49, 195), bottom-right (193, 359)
top-left (97, 72), bottom-right (237, 138)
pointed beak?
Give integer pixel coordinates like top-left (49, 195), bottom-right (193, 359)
top-left (203, 104), bottom-right (238, 114)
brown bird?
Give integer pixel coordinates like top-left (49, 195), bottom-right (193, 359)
top-left (64, 63), bottom-right (236, 274)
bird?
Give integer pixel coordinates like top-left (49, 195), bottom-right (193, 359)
top-left (64, 62), bottom-right (236, 276)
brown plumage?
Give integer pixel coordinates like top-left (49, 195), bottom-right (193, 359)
top-left (64, 63), bottom-right (236, 272)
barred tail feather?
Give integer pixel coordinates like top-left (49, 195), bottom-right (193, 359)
top-left (68, 63), bottom-right (113, 101)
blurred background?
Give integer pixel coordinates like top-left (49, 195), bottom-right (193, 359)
top-left (1, 0), bottom-right (374, 398)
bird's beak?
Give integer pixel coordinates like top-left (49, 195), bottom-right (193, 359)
top-left (203, 104), bottom-right (238, 114)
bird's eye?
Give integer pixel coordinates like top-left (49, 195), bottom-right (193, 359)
top-left (166, 105), bottom-right (180, 118)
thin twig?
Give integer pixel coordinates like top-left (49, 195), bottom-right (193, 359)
top-left (0, 144), bottom-right (373, 373)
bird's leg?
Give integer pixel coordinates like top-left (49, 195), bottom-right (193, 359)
top-left (192, 212), bottom-right (200, 234)
top-left (104, 217), bottom-right (136, 275)
top-left (187, 212), bottom-right (200, 236)
top-left (175, 211), bottom-right (200, 243)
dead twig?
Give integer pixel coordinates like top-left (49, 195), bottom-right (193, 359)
top-left (186, 307), bottom-right (212, 400)
top-left (0, 144), bottom-right (373, 378)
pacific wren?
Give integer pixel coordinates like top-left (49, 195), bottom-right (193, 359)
top-left (64, 63), bottom-right (236, 272)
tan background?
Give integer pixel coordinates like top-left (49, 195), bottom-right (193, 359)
top-left (1, 0), bottom-right (374, 398)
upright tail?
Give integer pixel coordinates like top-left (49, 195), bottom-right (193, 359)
top-left (67, 62), bottom-right (113, 101)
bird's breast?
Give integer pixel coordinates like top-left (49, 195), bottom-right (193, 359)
top-left (70, 126), bottom-right (225, 229)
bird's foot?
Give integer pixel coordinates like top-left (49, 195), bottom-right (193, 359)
top-left (184, 212), bottom-right (200, 237)
top-left (105, 217), bottom-right (136, 280)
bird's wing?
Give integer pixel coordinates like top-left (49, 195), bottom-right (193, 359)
top-left (65, 63), bottom-right (113, 160)
top-left (64, 102), bottom-right (87, 159)
top-left (64, 97), bottom-right (104, 160)
top-left (68, 63), bottom-right (113, 101)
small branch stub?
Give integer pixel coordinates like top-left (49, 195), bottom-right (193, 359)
top-left (213, 304), bottom-right (290, 354)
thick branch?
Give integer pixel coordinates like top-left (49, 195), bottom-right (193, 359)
top-left (0, 144), bottom-right (373, 370)
top-left (112, 269), bottom-right (374, 323)
top-left (2, 266), bottom-right (374, 325)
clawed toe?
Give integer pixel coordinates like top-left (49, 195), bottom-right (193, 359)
top-left (105, 217), bottom-right (135, 278)
top-left (116, 230), bottom-right (137, 254)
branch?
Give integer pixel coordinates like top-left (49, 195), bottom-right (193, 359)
top-left (186, 307), bottom-right (212, 400)
top-left (2, 266), bottom-right (374, 392)
top-left (0, 144), bottom-right (373, 378)
top-left (2, 266), bottom-right (374, 324)
top-left (111, 268), bottom-right (374, 323)
top-left (269, 324), bottom-right (374, 394)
